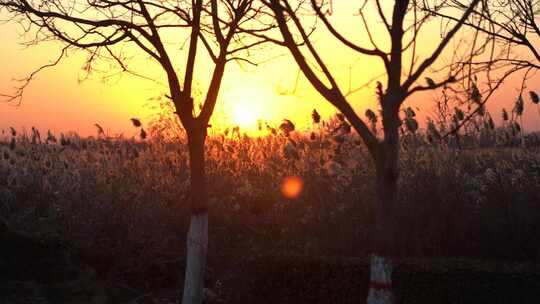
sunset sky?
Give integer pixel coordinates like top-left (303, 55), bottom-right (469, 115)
top-left (1, 1), bottom-right (539, 137)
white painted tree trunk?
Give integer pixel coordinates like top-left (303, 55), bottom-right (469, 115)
top-left (182, 213), bottom-right (208, 304)
top-left (366, 254), bottom-right (395, 304)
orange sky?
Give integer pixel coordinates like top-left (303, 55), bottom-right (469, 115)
top-left (1, 2), bottom-right (539, 137)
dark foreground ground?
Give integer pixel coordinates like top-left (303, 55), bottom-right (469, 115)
top-left (2, 224), bottom-right (540, 304)
top-left (229, 256), bottom-right (540, 304)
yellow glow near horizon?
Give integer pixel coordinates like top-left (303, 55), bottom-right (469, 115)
top-left (1, 3), bottom-right (540, 136)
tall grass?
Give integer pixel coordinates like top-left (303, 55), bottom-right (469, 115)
top-left (1, 117), bottom-right (539, 289)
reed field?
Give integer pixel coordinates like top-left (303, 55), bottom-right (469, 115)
top-left (1, 114), bottom-right (539, 303)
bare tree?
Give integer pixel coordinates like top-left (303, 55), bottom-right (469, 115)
top-left (429, 0), bottom-right (540, 139)
top-left (440, 0), bottom-right (540, 70)
top-left (0, 1), bottom-right (272, 303)
top-left (263, 0), bottom-right (484, 303)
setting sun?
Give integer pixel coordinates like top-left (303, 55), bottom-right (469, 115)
top-left (220, 82), bottom-right (271, 132)
top-left (232, 106), bottom-right (257, 127)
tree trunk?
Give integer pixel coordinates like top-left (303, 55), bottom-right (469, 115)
top-left (366, 254), bottom-right (395, 304)
top-left (182, 130), bottom-right (209, 304)
top-left (367, 160), bottom-right (398, 304)
top-left (367, 106), bottom-right (400, 304)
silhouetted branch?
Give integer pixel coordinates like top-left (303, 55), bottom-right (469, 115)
top-left (310, 0), bottom-right (388, 62)
top-left (0, 45), bottom-right (68, 106)
top-left (402, 0), bottom-right (481, 92)
top-left (433, 0), bottom-right (540, 72)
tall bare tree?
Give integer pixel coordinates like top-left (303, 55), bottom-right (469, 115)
top-left (263, 0), bottom-right (483, 303)
top-left (0, 1), bottom-right (272, 303)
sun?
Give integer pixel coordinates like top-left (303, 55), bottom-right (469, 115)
top-left (232, 106), bottom-right (257, 127)
top-left (225, 88), bottom-right (266, 131)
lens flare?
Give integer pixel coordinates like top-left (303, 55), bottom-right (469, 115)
top-left (281, 176), bottom-right (304, 199)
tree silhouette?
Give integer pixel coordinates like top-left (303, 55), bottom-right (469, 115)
top-left (441, 0), bottom-right (540, 71)
top-left (0, 1), bottom-right (272, 303)
top-left (431, 0), bottom-right (540, 137)
top-left (264, 0), bottom-right (484, 302)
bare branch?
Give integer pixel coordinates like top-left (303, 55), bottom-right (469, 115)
top-left (403, 0), bottom-right (482, 92)
top-left (1, 45), bottom-right (68, 106)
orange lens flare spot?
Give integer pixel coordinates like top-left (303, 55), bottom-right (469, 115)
top-left (281, 176), bottom-right (304, 199)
